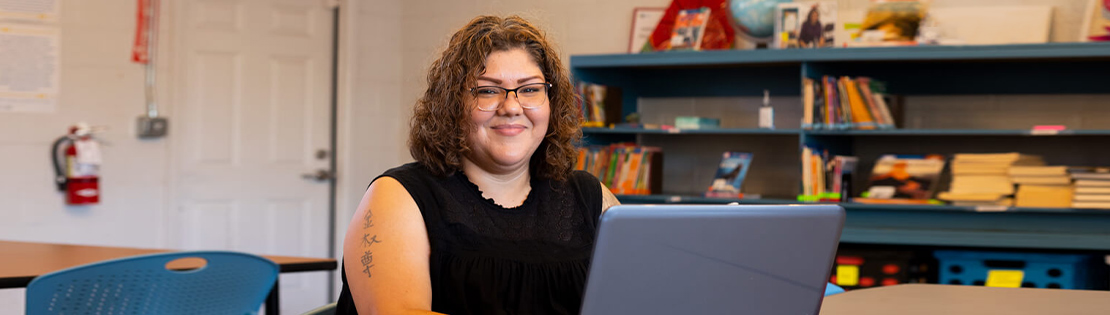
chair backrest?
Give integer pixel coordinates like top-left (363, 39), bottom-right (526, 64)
top-left (26, 251), bottom-right (279, 315)
top-left (300, 302), bottom-right (337, 315)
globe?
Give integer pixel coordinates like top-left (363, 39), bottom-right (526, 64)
top-left (728, 0), bottom-right (792, 39)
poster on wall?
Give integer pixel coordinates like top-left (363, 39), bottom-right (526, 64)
top-left (0, 0), bottom-right (60, 23)
top-left (0, 24), bottom-right (59, 113)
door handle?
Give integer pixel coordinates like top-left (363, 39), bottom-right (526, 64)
top-left (302, 169), bottom-right (334, 181)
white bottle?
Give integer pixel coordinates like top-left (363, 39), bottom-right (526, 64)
top-left (759, 89), bottom-right (774, 129)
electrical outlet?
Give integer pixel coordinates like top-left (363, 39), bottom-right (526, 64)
top-left (137, 116), bottom-right (168, 139)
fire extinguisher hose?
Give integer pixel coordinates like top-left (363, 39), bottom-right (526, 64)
top-left (51, 136), bottom-right (69, 191)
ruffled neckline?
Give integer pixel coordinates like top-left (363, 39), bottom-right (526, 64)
top-left (456, 171), bottom-right (539, 211)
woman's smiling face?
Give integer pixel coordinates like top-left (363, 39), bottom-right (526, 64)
top-left (464, 48), bottom-right (550, 172)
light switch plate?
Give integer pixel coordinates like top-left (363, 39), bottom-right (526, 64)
top-left (137, 116), bottom-right (168, 139)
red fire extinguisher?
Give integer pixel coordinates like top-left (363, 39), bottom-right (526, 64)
top-left (52, 123), bottom-right (101, 205)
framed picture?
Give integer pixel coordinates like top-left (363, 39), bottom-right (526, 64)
top-left (774, 2), bottom-right (838, 49)
top-left (1081, 0), bottom-right (1110, 41)
top-left (629, 7), bottom-right (666, 53)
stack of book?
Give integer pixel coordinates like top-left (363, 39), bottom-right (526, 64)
top-left (1010, 166), bottom-right (1073, 208)
top-left (575, 143), bottom-right (661, 195)
top-left (939, 153), bottom-right (1044, 207)
top-left (802, 76), bottom-right (896, 130)
top-left (1071, 168), bottom-right (1110, 209)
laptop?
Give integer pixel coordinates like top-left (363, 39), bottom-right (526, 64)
top-left (580, 204), bottom-right (845, 315)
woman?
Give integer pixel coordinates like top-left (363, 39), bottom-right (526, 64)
top-left (798, 6), bottom-right (825, 48)
top-left (337, 15), bottom-right (620, 315)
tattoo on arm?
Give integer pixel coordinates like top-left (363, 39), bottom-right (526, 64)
top-left (359, 210), bottom-right (382, 278)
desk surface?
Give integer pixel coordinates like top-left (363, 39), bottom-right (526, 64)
top-left (820, 284), bottom-right (1110, 315)
top-left (0, 240), bottom-right (337, 288)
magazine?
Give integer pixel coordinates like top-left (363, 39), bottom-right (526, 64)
top-left (856, 0), bottom-right (930, 44)
top-left (705, 152), bottom-right (753, 198)
top-left (864, 154), bottom-right (945, 200)
top-left (669, 7), bottom-right (711, 51)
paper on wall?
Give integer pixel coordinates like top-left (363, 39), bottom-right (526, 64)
top-left (0, 23), bottom-right (59, 113)
top-left (0, 0), bottom-right (59, 23)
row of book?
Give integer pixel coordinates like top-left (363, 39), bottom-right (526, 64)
top-left (800, 145), bottom-right (858, 202)
top-left (574, 143), bottom-right (661, 195)
top-left (802, 76), bottom-right (897, 130)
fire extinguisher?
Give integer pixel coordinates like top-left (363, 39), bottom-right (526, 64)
top-left (52, 123), bottom-right (102, 205)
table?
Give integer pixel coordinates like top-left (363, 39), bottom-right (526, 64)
top-left (0, 240), bottom-right (337, 315)
top-left (820, 284), bottom-right (1110, 315)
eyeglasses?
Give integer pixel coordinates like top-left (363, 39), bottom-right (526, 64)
top-left (468, 82), bottom-right (552, 112)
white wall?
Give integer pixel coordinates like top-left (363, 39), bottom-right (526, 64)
top-left (0, 0), bottom-right (173, 312)
top-left (0, 0), bottom-right (1099, 312)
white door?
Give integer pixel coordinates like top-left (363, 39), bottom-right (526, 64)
top-left (170, 0), bottom-right (334, 313)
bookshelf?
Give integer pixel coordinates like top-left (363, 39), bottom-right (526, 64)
top-left (572, 42), bottom-right (1110, 251)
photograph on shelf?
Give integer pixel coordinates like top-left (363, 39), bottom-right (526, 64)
top-left (773, 2), bottom-right (837, 49)
top-left (863, 154), bottom-right (946, 201)
top-left (670, 7), bottom-right (712, 50)
top-left (705, 151), bottom-right (753, 198)
top-left (1081, 0), bottom-right (1110, 41)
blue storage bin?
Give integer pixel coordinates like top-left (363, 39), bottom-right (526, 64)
top-left (934, 250), bottom-right (1099, 290)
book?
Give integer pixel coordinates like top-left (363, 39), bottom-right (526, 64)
top-left (705, 152), bottom-right (753, 198)
top-left (1074, 194), bottom-right (1110, 202)
top-left (864, 154), bottom-right (945, 200)
top-left (842, 77), bottom-right (877, 130)
top-left (1071, 201), bottom-right (1110, 209)
top-left (1009, 166), bottom-right (1068, 176)
top-left (1076, 187), bottom-right (1110, 194)
top-left (1010, 175), bottom-right (1071, 185)
top-left (1076, 180), bottom-right (1110, 187)
top-left (669, 7), bottom-right (711, 51)
top-left (1015, 184), bottom-right (1073, 208)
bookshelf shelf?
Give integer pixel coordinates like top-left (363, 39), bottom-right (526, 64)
top-left (582, 127), bottom-right (802, 135)
top-left (575, 42), bottom-right (1110, 253)
top-left (615, 194), bottom-right (1110, 250)
top-left (803, 129), bottom-right (1110, 136)
top-left (571, 42), bottom-right (1110, 69)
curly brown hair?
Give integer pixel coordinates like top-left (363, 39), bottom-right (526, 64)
top-left (408, 15), bottom-right (582, 181)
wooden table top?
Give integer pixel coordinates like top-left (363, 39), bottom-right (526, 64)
top-left (820, 284), bottom-right (1110, 315)
top-left (0, 240), bottom-right (337, 288)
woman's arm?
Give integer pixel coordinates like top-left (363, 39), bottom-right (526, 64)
top-left (599, 182), bottom-right (621, 214)
top-left (342, 177), bottom-right (444, 315)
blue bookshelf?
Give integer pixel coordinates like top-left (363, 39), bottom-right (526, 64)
top-left (803, 129), bottom-right (1110, 136)
top-left (578, 43), bottom-right (1110, 253)
top-left (582, 127), bottom-right (802, 135)
top-left (571, 42), bottom-right (1110, 68)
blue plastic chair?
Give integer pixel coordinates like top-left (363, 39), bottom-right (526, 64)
top-left (824, 283), bottom-right (846, 296)
top-left (301, 302), bottom-right (336, 315)
top-left (26, 251), bottom-right (279, 315)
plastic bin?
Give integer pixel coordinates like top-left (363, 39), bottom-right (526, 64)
top-left (934, 250), bottom-right (1103, 290)
top-left (829, 249), bottom-right (935, 290)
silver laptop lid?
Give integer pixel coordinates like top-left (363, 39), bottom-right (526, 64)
top-left (581, 204), bottom-right (845, 315)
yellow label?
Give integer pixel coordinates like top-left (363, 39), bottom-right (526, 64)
top-left (985, 270), bottom-right (1024, 288)
top-left (836, 265), bottom-right (859, 286)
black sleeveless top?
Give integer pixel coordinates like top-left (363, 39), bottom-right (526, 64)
top-left (336, 162), bottom-right (604, 315)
